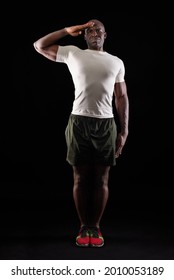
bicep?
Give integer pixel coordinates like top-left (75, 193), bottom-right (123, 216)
top-left (34, 44), bottom-right (59, 61)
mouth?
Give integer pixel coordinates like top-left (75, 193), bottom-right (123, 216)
top-left (90, 37), bottom-right (101, 43)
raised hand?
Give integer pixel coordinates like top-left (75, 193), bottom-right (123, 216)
top-left (65, 21), bottom-right (94, 37)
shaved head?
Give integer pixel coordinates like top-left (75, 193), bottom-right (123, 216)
top-left (88, 19), bottom-right (105, 31)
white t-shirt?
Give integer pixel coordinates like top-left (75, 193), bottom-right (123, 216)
top-left (56, 45), bottom-right (125, 118)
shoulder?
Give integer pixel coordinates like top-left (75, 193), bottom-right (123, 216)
top-left (107, 52), bottom-right (124, 64)
top-left (105, 52), bottom-right (125, 71)
top-left (58, 45), bottom-right (82, 54)
top-left (56, 45), bottom-right (82, 62)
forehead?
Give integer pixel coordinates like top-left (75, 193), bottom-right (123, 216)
top-left (86, 21), bottom-right (105, 32)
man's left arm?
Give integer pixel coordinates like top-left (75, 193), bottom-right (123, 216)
top-left (114, 81), bottom-right (129, 158)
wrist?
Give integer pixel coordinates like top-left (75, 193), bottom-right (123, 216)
top-left (64, 27), bottom-right (69, 35)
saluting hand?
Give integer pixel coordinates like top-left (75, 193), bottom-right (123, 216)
top-left (65, 21), bottom-right (94, 37)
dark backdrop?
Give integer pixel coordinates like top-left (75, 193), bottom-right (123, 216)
top-left (2, 13), bottom-right (174, 203)
top-left (1, 11), bottom-right (174, 261)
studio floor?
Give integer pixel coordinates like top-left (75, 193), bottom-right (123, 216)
top-left (0, 198), bottom-right (173, 260)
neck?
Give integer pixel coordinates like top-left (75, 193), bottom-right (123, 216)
top-left (88, 47), bottom-right (104, 52)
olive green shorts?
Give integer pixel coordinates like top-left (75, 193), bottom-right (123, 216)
top-left (65, 114), bottom-right (117, 166)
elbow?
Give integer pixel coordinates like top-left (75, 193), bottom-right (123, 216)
top-left (33, 41), bottom-right (43, 54)
top-left (33, 42), bottom-right (39, 52)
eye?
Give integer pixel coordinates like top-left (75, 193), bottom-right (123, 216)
top-left (87, 29), bottom-right (94, 34)
top-left (96, 28), bottom-right (103, 33)
top-left (86, 28), bottom-right (104, 34)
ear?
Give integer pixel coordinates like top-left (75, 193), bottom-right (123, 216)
top-left (84, 33), bottom-right (87, 41)
top-left (104, 32), bottom-right (107, 39)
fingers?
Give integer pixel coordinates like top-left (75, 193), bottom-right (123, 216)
top-left (115, 149), bottom-right (122, 158)
top-left (80, 21), bottom-right (94, 30)
top-left (86, 21), bottom-right (95, 27)
top-left (67, 21), bottom-right (94, 37)
top-left (69, 22), bottom-right (94, 35)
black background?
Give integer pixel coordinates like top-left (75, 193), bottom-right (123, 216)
top-left (6, 12), bottom-right (173, 199)
top-left (1, 12), bottom-right (174, 260)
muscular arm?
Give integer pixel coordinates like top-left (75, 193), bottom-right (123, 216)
top-left (33, 28), bottom-right (68, 61)
top-left (33, 22), bottom-right (94, 61)
top-left (114, 81), bottom-right (129, 158)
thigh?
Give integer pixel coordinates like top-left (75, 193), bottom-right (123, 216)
top-left (91, 118), bottom-right (117, 166)
top-left (93, 165), bottom-right (110, 185)
top-left (65, 115), bottom-right (92, 165)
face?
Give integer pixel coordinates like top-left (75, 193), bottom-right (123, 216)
top-left (84, 20), bottom-right (107, 50)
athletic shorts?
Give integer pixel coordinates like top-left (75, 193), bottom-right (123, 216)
top-left (65, 114), bottom-right (117, 166)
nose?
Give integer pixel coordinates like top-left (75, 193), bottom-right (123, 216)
top-left (90, 29), bottom-right (98, 37)
top-left (92, 29), bottom-right (97, 34)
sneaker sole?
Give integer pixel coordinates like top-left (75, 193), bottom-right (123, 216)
top-left (90, 243), bottom-right (104, 248)
top-left (76, 242), bottom-right (89, 247)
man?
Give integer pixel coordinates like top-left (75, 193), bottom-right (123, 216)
top-left (33, 19), bottom-right (129, 247)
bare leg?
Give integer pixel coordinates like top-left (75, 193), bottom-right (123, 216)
top-left (72, 165), bottom-right (91, 226)
top-left (73, 165), bottom-right (109, 248)
top-left (90, 165), bottom-right (110, 228)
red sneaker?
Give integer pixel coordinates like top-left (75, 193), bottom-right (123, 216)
top-left (89, 227), bottom-right (104, 247)
top-left (76, 226), bottom-right (90, 247)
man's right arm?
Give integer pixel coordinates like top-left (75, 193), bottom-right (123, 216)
top-left (33, 22), bottom-right (94, 61)
top-left (33, 28), bottom-right (68, 61)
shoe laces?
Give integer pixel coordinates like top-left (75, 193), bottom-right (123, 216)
top-left (89, 227), bottom-right (100, 237)
top-left (79, 226), bottom-right (89, 237)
